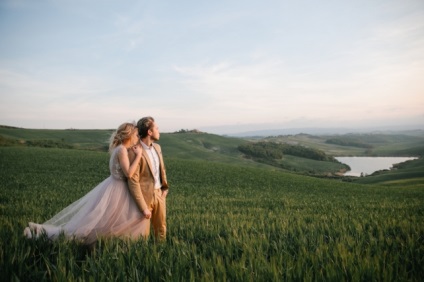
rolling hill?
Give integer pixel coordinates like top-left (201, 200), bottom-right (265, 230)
top-left (1, 125), bottom-right (423, 185)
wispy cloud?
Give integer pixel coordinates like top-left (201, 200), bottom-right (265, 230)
top-left (1, 0), bottom-right (423, 131)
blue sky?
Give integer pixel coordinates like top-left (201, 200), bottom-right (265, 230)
top-left (0, 0), bottom-right (423, 134)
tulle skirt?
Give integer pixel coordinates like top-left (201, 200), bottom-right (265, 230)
top-left (24, 176), bottom-right (148, 244)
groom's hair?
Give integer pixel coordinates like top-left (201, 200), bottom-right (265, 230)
top-left (137, 116), bottom-right (155, 138)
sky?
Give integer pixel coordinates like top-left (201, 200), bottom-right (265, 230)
top-left (0, 0), bottom-right (423, 134)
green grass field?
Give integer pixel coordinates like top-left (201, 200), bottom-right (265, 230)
top-left (1, 145), bottom-right (423, 281)
top-left (1, 127), bottom-right (423, 280)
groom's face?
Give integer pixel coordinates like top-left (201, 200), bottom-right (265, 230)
top-left (149, 122), bottom-right (160, 141)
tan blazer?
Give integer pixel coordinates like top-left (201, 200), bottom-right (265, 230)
top-left (127, 143), bottom-right (169, 212)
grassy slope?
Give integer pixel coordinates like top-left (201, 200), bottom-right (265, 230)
top-left (1, 127), bottom-right (423, 185)
top-left (0, 127), bottom-right (288, 174)
top-left (354, 157), bottom-right (424, 187)
top-left (2, 127), bottom-right (422, 158)
top-left (160, 133), bottom-right (245, 160)
top-left (0, 127), bottom-right (113, 149)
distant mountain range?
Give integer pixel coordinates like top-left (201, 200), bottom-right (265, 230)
top-left (220, 126), bottom-right (424, 137)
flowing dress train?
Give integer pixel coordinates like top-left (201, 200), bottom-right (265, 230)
top-left (24, 145), bottom-right (148, 244)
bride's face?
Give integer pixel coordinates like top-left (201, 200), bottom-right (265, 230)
top-left (130, 130), bottom-right (140, 146)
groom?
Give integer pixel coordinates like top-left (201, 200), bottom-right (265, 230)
top-left (128, 116), bottom-right (169, 241)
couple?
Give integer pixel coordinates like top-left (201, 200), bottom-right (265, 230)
top-left (24, 116), bottom-right (169, 244)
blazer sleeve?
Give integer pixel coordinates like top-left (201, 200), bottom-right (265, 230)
top-left (127, 150), bottom-right (148, 212)
top-left (154, 143), bottom-right (169, 190)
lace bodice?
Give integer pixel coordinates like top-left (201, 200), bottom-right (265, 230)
top-left (109, 145), bottom-right (126, 180)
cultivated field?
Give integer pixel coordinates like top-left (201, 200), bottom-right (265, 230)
top-left (1, 145), bottom-right (423, 281)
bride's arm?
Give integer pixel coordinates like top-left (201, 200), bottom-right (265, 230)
top-left (126, 145), bottom-right (150, 215)
top-left (118, 145), bottom-right (142, 178)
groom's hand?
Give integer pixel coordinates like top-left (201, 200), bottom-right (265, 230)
top-left (161, 189), bottom-right (169, 198)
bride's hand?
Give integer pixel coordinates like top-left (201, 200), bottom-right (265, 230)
top-left (143, 209), bottom-right (151, 219)
top-left (132, 144), bottom-right (142, 156)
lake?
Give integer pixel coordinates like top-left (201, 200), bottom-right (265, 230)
top-left (335, 156), bottom-right (418, 177)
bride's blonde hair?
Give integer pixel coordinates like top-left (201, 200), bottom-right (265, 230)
top-left (109, 122), bottom-right (137, 153)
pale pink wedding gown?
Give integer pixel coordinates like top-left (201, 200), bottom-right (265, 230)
top-left (24, 145), bottom-right (148, 244)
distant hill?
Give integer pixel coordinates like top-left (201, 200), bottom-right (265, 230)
top-left (226, 127), bottom-right (424, 137)
top-left (1, 125), bottom-right (423, 181)
top-left (0, 126), bottom-right (113, 150)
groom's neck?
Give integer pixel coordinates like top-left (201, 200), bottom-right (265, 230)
top-left (141, 137), bottom-right (152, 147)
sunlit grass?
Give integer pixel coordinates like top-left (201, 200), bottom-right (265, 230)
top-left (1, 147), bottom-right (423, 281)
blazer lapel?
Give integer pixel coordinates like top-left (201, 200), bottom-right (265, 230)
top-left (152, 143), bottom-right (163, 169)
top-left (142, 148), bottom-right (156, 177)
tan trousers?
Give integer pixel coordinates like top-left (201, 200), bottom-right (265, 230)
top-left (147, 189), bottom-right (166, 241)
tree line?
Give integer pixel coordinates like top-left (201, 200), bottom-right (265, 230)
top-left (325, 138), bottom-right (373, 149)
top-left (238, 141), bottom-right (336, 162)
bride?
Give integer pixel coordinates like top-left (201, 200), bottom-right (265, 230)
top-left (24, 122), bottom-right (148, 244)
